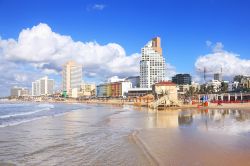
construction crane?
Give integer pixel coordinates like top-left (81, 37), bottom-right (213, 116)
top-left (197, 67), bottom-right (223, 83)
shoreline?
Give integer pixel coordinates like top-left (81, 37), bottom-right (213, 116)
top-left (131, 130), bottom-right (159, 166)
top-left (3, 99), bottom-right (250, 111)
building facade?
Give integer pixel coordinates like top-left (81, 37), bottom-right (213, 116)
top-left (32, 76), bottom-right (54, 96)
top-left (96, 81), bottom-right (132, 98)
top-left (233, 75), bottom-right (250, 90)
top-left (214, 73), bottom-right (222, 81)
top-left (206, 80), bottom-right (222, 92)
top-left (172, 74), bottom-right (192, 85)
top-left (10, 86), bottom-right (29, 97)
top-left (96, 84), bottom-right (108, 98)
top-left (228, 81), bottom-right (239, 92)
top-left (177, 84), bottom-right (191, 95)
top-left (140, 37), bottom-right (166, 88)
top-left (152, 81), bottom-right (178, 101)
top-left (126, 76), bottom-right (140, 88)
top-left (80, 83), bottom-right (96, 97)
top-left (127, 88), bottom-right (152, 98)
top-left (62, 61), bottom-right (83, 93)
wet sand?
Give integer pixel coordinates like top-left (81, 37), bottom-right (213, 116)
top-left (134, 109), bottom-right (250, 166)
top-left (136, 129), bottom-right (250, 166)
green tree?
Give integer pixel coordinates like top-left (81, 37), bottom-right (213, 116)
top-left (185, 86), bottom-right (196, 97)
top-left (199, 84), bottom-right (206, 94)
top-left (206, 85), bottom-right (214, 94)
top-left (220, 82), bottom-right (228, 93)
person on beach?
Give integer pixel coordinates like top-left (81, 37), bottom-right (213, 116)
top-left (217, 100), bottom-right (222, 106)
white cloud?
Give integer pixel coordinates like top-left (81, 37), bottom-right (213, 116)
top-left (206, 40), bottom-right (212, 47)
top-left (0, 23), bottom-right (140, 80)
top-left (212, 42), bottom-right (224, 52)
top-left (165, 63), bottom-right (176, 80)
top-left (0, 23), bottom-right (177, 96)
top-left (87, 4), bottom-right (106, 11)
top-left (93, 4), bottom-right (106, 10)
top-left (195, 42), bottom-right (250, 79)
top-left (0, 56), bottom-right (42, 96)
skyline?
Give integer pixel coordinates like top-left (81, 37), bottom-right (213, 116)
top-left (1, 0), bottom-right (250, 96)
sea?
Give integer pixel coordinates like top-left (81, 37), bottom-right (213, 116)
top-left (0, 102), bottom-right (250, 165)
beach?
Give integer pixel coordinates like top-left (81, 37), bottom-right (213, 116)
top-left (0, 102), bottom-right (250, 165)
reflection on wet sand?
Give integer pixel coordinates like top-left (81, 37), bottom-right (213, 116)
top-left (155, 111), bottom-right (179, 128)
top-left (178, 109), bottom-right (250, 124)
top-left (136, 108), bottom-right (250, 165)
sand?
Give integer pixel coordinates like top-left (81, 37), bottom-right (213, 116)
top-left (136, 128), bottom-right (250, 166)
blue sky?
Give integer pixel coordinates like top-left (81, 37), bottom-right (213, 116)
top-left (0, 0), bottom-right (250, 96)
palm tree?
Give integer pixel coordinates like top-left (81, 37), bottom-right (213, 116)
top-left (185, 86), bottom-right (196, 97)
top-left (220, 82), bottom-right (228, 93)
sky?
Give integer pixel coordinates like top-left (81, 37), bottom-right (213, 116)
top-left (0, 0), bottom-right (250, 96)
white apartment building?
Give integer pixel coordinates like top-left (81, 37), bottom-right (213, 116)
top-left (62, 61), bottom-right (82, 93)
top-left (140, 37), bottom-right (166, 88)
top-left (80, 83), bottom-right (96, 97)
top-left (10, 86), bottom-right (29, 97)
top-left (228, 81), bottom-right (239, 92)
top-left (32, 76), bottom-right (54, 96)
top-left (206, 80), bottom-right (222, 92)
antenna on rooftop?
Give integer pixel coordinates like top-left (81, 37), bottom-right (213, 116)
top-left (204, 67), bottom-right (206, 83)
top-left (221, 67), bottom-right (223, 81)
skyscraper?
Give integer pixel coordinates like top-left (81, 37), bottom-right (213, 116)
top-left (32, 76), bottom-right (54, 96)
top-left (140, 37), bottom-right (166, 88)
top-left (172, 74), bottom-right (192, 85)
top-left (11, 86), bottom-right (29, 97)
top-left (214, 73), bottom-right (222, 81)
top-left (62, 61), bottom-right (83, 93)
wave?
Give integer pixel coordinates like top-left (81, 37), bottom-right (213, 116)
top-left (0, 116), bottom-right (48, 128)
top-left (37, 104), bottom-right (54, 108)
top-left (0, 105), bottom-right (54, 119)
top-left (0, 108), bottom-right (82, 128)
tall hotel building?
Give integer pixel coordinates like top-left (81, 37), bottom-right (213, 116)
top-left (140, 37), bottom-right (166, 88)
top-left (32, 76), bottom-right (54, 96)
top-left (62, 61), bottom-right (83, 93)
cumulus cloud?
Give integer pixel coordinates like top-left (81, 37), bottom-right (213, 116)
top-left (0, 57), bottom-right (42, 96)
top-left (0, 23), bottom-right (140, 79)
top-left (87, 4), bottom-right (106, 11)
top-left (0, 23), bottom-right (178, 96)
top-left (195, 42), bottom-right (250, 79)
top-left (165, 63), bottom-right (176, 80)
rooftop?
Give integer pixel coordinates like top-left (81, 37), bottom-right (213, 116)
top-left (154, 81), bottom-right (176, 86)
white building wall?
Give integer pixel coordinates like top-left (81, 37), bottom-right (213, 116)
top-left (62, 61), bottom-right (82, 94)
top-left (140, 39), bottom-right (166, 88)
top-left (31, 76), bottom-right (54, 96)
top-left (47, 79), bottom-right (54, 95)
top-left (206, 80), bottom-right (221, 92)
top-left (10, 87), bottom-right (29, 97)
top-left (121, 82), bottom-right (132, 97)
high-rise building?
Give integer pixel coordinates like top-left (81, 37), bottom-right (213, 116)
top-left (10, 86), bottom-right (29, 97)
top-left (140, 37), bottom-right (166, 88)
top-left (214, 73), bottom-right (222, 81)
top-left (62, 61), bottom-right (83, 93)
top-left (172, 74), bottom-right (192, 85)
top-left (32, 76), bottom-right (54, 96)
top-left (125, 76), bottom-right (140, 88)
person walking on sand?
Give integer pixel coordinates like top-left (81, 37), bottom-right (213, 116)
top-left (217, 99), bottom-right (222, 106)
